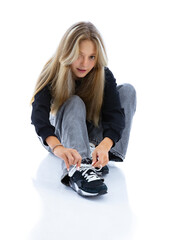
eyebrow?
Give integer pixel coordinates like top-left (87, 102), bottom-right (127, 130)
top-left (79, 51), bottom-right (96, 56)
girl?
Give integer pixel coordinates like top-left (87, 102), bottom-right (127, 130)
top-left (31, 21), bottom-right (136, 197)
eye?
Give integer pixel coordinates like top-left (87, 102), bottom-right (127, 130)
top-left (90, 55), bottom-right (96, 60)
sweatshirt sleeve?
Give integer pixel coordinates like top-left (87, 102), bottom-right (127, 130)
top-left (31, 85), bottom-right (57, 145)
top-left (101, 68), bottom-right (125, 145)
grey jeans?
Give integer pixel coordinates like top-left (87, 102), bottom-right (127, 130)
top-left (43, 83), bottom-right (136, 161)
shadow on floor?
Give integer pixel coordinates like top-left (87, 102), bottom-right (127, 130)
top-left (29, 153), bottom-right (134, 240)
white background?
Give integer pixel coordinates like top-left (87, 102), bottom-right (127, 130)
top-left (0, 0), bottom-right (192, 239)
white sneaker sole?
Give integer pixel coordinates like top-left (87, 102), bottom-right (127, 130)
top-left (69, 181), bottom-right (107, 197)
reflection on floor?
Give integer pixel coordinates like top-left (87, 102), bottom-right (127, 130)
top-left (29, 153), bottom-right (134, 240)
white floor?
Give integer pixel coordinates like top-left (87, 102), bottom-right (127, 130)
top-left (1, 108), bottom-right (191, 240)
top-left (1, 1), bottom-right (192, 239)
top-left (29, 155), bottom-right (134, 240)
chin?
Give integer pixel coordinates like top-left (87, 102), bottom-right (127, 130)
top-left (76, 74), bottom-right (86, 78)
top-left (76, 71), bottom-right (89, 78)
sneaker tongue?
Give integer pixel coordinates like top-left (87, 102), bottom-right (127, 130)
top-left (81, 158), bottom-right (92, 164)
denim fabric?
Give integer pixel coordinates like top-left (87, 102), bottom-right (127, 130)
top-left (87, 84), bottom-right (136, 160)
top-left (41, 83), bottom-right (136, 162)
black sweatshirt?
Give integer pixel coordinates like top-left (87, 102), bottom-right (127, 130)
top-left (31, 67), bottom-right (125, 146)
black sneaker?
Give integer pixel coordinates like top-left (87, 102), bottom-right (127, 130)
top-left (67, 163), bottom-right (108, 197)
top-left (95, 165), bottom-right (109, 176)
top-left (82, 158), bottom-right (109, 176)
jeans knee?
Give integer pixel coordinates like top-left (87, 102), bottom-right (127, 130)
top-left (68, 95), bottom-right (86, 112)
top-left (119, 83), bottom-right (137, 112)
top-left (122, 83), bottom-right (136, 97)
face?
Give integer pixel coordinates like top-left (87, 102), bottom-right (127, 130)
top-left (71, 40), bottom-right (97, 78)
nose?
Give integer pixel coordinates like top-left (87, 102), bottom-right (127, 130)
top-left (81, 56), bottom-right (88, 67)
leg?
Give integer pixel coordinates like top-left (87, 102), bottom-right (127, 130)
top-left (39, 95), bottom-right (108, 196)
top-left (110, 83), bottom-right (136, 160)
top-left (51, 95), bottom-right (91, 160)
top-left (88, 83), bottom-right (136, 161)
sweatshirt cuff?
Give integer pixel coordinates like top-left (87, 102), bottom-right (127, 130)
top-left (38, 128), bottom-right (57, 146)
top-left (103, 130), bottom-right (120, 147)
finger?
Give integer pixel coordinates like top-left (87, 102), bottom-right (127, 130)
top-left (94, 159), bottom-right (108, 168)
top-left (66, 153), bottom-right (75, 166)
top-left (94, 155), bottom-right (108, 168)
top-left (74, 151), bottom-right (82, 162)
top-left (72, 152), bottom-right (82, 169)
top-left (76, 158), bottom-right (81, 170)
top-left (94, 160), bottom-right (103, 168)
top-left (93, 155), bottom-right (102, 167)
top-left (93, 152), bottom-right (104, 166)
top-left (92, 150), bottom-right (98, 165)
top-left (64, 159), bottom-right (70, 171)
top-left (60, 154), bottom-right (70, 171)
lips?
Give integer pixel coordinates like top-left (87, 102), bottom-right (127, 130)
top-left (77, 68), bottom-right (86, 72)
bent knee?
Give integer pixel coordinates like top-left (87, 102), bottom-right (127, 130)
top-left (67, 95), bottom-right (86, 111)
top-left (69, 95), bottom-right (85, 105)
top-left (119, 83), bottom-right (136, 100)
top-left (123, 83), bottom-right (136, 96)
top-left (118, 83), bottom-right (137, 112)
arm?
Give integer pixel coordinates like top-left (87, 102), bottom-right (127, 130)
top-left (31, 86), bottom-right (82, 170)
top-left (92, 68), bottom-right (125, 168)
top-left (46, 136), bottom-right (82, 170)
top-left (31, 85), bottom-right (56, 144)
top-left (101, 67), bottom-right (125, 144)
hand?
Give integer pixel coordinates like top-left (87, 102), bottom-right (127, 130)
top-left (92, 137), bottom-right (113, 168)
top-left (53, 146), bottom-right (82, 171)
top-left (92, 145), bottom-right (109, 168)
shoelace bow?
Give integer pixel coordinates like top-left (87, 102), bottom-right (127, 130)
top-left (68, 164), bottom-right (102, 182)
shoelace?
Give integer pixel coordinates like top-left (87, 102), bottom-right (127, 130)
top-left (68, 164), bottom-right (102, 182)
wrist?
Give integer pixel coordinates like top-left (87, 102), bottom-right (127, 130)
top-left (99, 137), bottom-right (113, 151)
top-left (51, 144), bottom-right (63, 153)
top-left (46, 136), bottom-right (64, 153)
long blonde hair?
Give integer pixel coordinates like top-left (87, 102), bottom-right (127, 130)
top-left (31, 21), bottom-right (108, 126)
